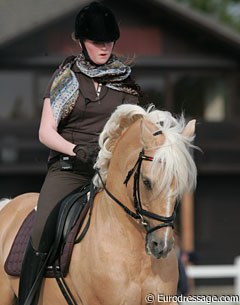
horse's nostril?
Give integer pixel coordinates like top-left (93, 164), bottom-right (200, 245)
top-left (149, 238), bottom-right (173, 258)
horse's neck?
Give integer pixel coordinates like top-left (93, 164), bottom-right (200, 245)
top-left (89, 124), bottom-right (146, 252)
top-left (93, 183), bottom-right (145, 251)
top-left (96, 187), bottom-right (138, 230)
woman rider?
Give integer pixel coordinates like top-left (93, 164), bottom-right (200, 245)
top-left (18, 2), bottom-right (141, 305)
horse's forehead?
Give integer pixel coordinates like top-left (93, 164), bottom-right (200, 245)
top-left (141, 118), bottom-right (166, 147)
top-left (117, 118), bottom-right (165, 152)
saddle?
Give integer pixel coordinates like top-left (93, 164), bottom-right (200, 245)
top-left (4, 184), bottom-right (97, 278)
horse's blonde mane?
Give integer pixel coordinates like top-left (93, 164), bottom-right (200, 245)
top-left (93, 104), bottom-right (146, 187)
top-left (93, 104), bottom-right (197, 199)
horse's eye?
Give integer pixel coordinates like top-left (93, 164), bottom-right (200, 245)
top-left (142, 177), bottom-right (152, 189)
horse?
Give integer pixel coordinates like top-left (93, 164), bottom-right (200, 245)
top-left (0, 104), bottom-right (197, 305)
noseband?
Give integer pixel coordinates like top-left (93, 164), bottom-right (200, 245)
top-left (96, 148), bottom-right (178, 235)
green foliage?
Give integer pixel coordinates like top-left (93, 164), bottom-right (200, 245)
top-left (175, 0), bottom-right (240, 32)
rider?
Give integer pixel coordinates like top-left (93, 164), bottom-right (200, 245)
top-left (18, 2), bottom-right (141, 305)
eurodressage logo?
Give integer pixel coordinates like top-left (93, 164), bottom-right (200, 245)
top-left (145, 293), bottom-right (240, 304)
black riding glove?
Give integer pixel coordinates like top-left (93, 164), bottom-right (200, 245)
top-left (73, 144), bottom-right (98, 164)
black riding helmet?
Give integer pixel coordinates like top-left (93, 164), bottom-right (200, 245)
top-left (74, 1), bottom-right (120, 42)
top-left (74, 2), bottom-right (120, 62)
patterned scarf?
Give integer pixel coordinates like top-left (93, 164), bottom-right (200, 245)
top-left (50, 53), bottom-right (140, 125)
top-left (75, 53), bottom-right (139, 96)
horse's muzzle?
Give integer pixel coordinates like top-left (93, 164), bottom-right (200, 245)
top-left (146, 234), bottom-right (174, 259)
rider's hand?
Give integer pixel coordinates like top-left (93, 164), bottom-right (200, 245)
top-left (73, 145), bottom-right (98, 163)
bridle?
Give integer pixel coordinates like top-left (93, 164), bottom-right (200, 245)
top-left (57, 148), bottom-right (179, 305)
top-left (96, 148), bottom-right (179, 236)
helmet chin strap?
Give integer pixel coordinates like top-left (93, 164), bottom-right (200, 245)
top-left (80, 39), bottom-right (95, 64)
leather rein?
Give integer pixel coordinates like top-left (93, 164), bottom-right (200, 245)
top-left (96, 148), bottom-right (178, 235)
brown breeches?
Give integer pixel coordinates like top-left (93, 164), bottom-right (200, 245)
top-left (31, 161), bottom-right (94, 251)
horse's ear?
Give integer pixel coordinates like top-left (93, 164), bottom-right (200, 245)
top-left (182, 119), bottom-right (196, 138)
top-left (140, 119), bottom-right (154, 148)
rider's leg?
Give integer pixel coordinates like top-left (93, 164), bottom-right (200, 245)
top-left (18, 160), bottom-right (92, 305)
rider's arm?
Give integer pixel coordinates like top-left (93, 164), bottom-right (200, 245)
top-left (39, 98), bottom-right (76, 156)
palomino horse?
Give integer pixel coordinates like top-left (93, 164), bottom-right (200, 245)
top-left (0, 104), bottom-right (197, 305)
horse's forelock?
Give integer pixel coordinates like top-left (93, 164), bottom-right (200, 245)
top-left (150, 113), bottom-right (197, 199)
